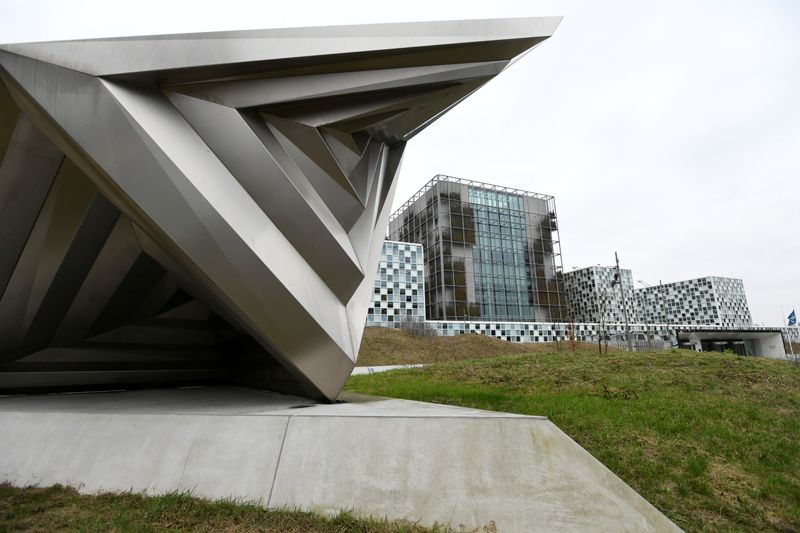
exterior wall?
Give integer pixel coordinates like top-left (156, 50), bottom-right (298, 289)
top-left (365, 241), bottom-right (425, 328)
top-left (426, 320), bottom-right (674, 345)
top-left (563, 266), bottom-right (637, 324)
top-left (564, 270), bottom-right (753, 329)
top-left (753, 334), bottom-right (786, 359)
top-left (634, 276), bottom-right (752, 328)
top-left (710, 277), bottom-right (753, 327)
top-left (422, 320), bottom-right (787, 357)
top-left (388, 175), bottom-right (566, 322)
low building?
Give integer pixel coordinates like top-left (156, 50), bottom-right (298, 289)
top-left (635, 276), bottom-right (752, 328)
top-left (563, 267), bottom-right (753, 330)
top-left (674, 326), bottom-right (784, 358)
top-left (365, 241), bottom-right (425, 328)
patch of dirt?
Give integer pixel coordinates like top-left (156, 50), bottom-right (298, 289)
top-left (706, 460), bottom-right (761, 517)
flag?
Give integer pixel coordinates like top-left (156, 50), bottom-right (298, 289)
top-left (789, 310), bottom-right (797, 326)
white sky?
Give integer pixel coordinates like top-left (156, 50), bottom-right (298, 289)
top-left (1, 0), bottom-right (798, 325)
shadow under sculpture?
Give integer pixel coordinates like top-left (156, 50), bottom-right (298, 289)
top-left (0, 18), bottom-right (559, 400)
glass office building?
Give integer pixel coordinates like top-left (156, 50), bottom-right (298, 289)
top-left (388, 175), bottom-right (566, 322)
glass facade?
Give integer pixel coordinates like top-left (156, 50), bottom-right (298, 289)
top-left (388, 175), bottom-right (566, 322)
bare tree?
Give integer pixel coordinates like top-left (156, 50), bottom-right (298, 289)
top-left (400, 316), bottom-right (436, 338)
top-left (596, 290), bottom-right (610, 354)
top-left (567, 320), bottom-right (577, 353)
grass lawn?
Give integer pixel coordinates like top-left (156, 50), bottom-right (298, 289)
top-left (0, 484), bottom-right (443, 533)
top-left (349, 333), bottom-right (800, 533)
top-left (357, 326), bottom-right (587, 366)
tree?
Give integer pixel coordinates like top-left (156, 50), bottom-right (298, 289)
top-left (596, 290), bottom-right (610, 354)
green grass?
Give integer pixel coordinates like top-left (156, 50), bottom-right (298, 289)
top-left (346, 347), bottom-right (800, 533)
top-left (0, 484), bottom-right (444, 532)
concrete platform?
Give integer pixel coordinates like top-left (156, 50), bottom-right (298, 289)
top-left (351, 364), bottom-right (425, 375)
top-left (0, 386), bottom-right (680, 532)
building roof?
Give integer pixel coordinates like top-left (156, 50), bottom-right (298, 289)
top-left (390, 174), bottom-right (555, 222)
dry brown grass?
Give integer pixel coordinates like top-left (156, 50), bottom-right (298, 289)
top-left (357, 326), bottom-right (610, 366)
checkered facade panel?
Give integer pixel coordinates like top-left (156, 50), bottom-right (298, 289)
top-left (635, 276), bottom-right (752, 328)
top-left (564, 266), bottom-right (636, 323)
top-left (427, 320), bottom-right (671, 343)
top-left (365, 241), bottom-right (425, 328)
top-left (564, 265), bottom-right (753, 329)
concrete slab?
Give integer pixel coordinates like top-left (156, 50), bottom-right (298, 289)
top-left (1, 411), bottom-right (286, 501)
top-left (0, 386), bottom-right (680, 532)
top-left (351, 364), bottom-right (424, 375)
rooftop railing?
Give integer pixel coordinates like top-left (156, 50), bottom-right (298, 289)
top-left (389, 174), bottom-right (555, 223)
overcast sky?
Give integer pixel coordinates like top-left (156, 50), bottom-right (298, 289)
top-left (1, 0), bottom-right (797, 325)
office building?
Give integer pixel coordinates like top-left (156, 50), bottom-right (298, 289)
top-left (563, 266), bottom-right (637, 324)
top-left (563, 266), bottom-right (753, 329)
top-left (635, 276), bottom-right (752, 328)
top-left (388, 175), bottom-right (566, 322)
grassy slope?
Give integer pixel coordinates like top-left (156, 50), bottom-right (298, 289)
top-left (357, 326), bottom-right (603, 366)
top-left (0, 484), bottom-right (444, 533)
top-left (347, 336), bottom-right (800, 533)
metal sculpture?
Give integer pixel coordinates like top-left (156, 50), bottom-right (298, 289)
top-left (0, 18), bottom-right (559, 400)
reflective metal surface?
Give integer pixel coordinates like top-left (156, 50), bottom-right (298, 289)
top-left (0, 18), bottom-right (559, 400)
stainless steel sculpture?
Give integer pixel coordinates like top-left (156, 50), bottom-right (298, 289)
top-left (0, 18), bottom-right (560, 400)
